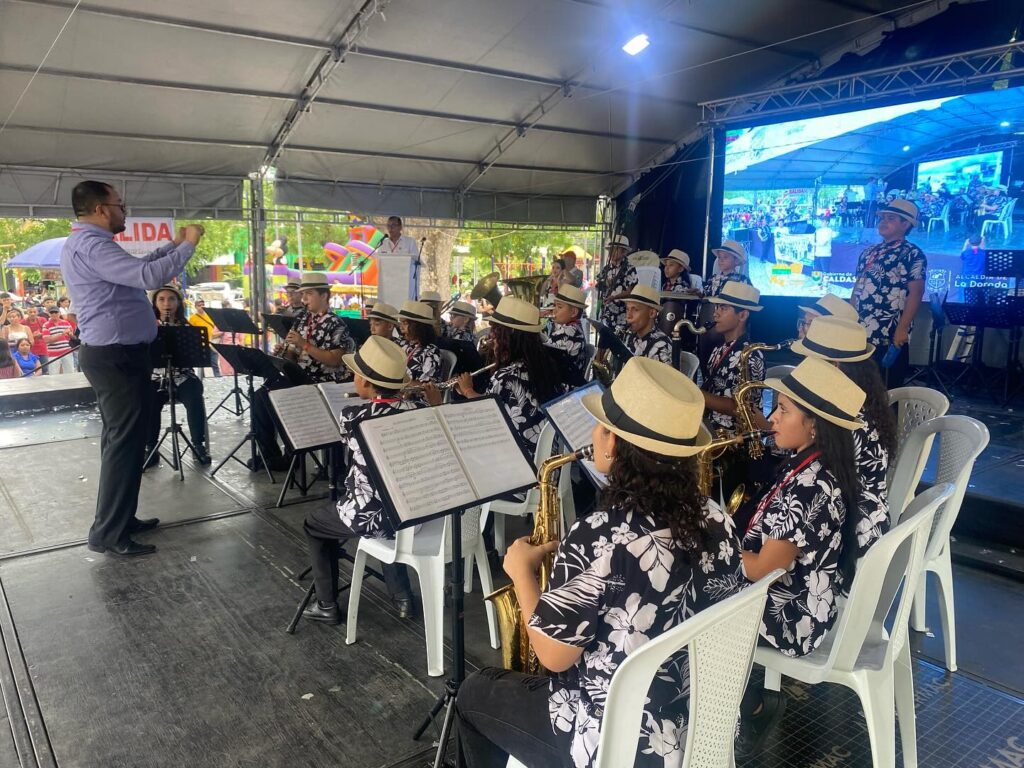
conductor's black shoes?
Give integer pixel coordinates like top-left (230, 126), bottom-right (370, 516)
top-left (87, 539), bottom-right (157, 557)
top-left (302, 601), bottom-right (341, 624)
top-left (193, 447), bottom-right (212, 466)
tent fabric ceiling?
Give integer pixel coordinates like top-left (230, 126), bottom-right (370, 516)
top-left (0, 0), bottom-right (955, 222)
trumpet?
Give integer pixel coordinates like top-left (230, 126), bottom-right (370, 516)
top-left (401, 363), bottom-right (496, 395)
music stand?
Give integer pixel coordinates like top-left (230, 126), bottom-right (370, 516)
top-left (341, 316), bottom-right (370, 347)
top-left (210, 345), bottom-right (287, 482)
top-left (262, 312), bottom-right (295, 341)
top-left (591, 318), bottom-right (633, 378)
top-left (146, 325), bottom-right (209, 481)
top-left (204, 307), bottom-right (260, 418)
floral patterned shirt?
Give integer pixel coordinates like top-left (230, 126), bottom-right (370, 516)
top-left (663, 274), bottom-right (702, 294)
top-left (529, 503), bottom-right (743, 768)
top-left (336, 399), bottom-right (422, 539)
top-left (851, 417), bottom-right (889, 561)
top-left (295, 310), bottom-right (354, 383)
top-left (546, 321), bottom-right (588, 376)
top-left (403, 341), bottom-right (442, 382)
top-left (702, 337), bottom-right (764, 432)
top-left (850, 238), bottom-right (927, 346)
top-left (596, 258), bottom-right (638, 332)
top-left (741, 449), bottom-right (847, 657)
top-left (625, 327), bottom-right (672, 366)
top-left (444, 324), bottom-right (475, 344)
top-left (486, 360), bottom-right (564, 450)
top-left (706, 270), bottom-right (751, 298)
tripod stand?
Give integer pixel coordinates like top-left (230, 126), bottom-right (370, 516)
top-left (205, 308), bottom-right (260, 418)
top-left (210, 344), bottom-right (283, 483)
top-left (413, 508), bottom-right (467, 768)
top-left (145, 325), bottom-right (208, 482)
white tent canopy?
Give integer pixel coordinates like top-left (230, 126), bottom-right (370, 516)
top-left (0, 0), bottom-right (958, 224)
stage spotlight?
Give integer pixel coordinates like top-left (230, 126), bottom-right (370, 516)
top-left (622, 34), bottom-right (650, 56)
top-left (902, 145), bottom-right (910, 151)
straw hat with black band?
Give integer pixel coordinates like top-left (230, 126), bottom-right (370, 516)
top-left (606, 234), bottom-right (630, 252)
top-left (343, 336), bottom-right (411, 390)
top-left (488, 296), bottom-right (543, 333)
top-left (713, 239), bottom-right (747, 263)
top-left (553, 284), bottom-right (587, 310)
top-left (368, 301), bottom-right (399, 324)
top-left (449, 300), bottom-right (477, 318)
top-left (798, 293), bottom-right (858, 323)
top-left (420, 290), bottom-right (443, 304)
top-left (877, 199), bottom-right (919, 227)
top-left (791, 316), bottom-right (874, 363)
top-left (398, 300), bottom-right (435, 325)
top-left (298, 272), bottom-right (330, 291)
top-left (285, 280), bottom-right (301, 291)
top-left (707, 281), bottom-right (762, 312)
top-left (765, 357), bottom-right (866, 431)
top-left (582, 357), bottom-right (711, 457)
top-left (662, 249), bottom-right (690, 270)
top-left (617, 284), bottom-right (661, 310)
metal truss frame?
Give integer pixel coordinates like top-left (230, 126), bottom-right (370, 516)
top-left (700, 41), bottom-right (1024, 125)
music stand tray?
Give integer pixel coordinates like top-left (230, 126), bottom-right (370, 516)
top-left (146, 325), bottom-right (209, 480)
top-left (262, 312), bottom-right (295, 340)
top-left (204, 308), bottom-right (261, 418)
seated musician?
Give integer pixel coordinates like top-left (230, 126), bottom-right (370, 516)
top-left (619, 285), bottom-right (671, 365)
top-left (397, 300), bottom-right (442, 384)
top-left (735, 357), bottom-right (865, 757)
top-left (144, 285), bottom-right (210, 467)
top-left (250, 272), bottom-right (354, 472)
top-left (544, 284), bottom-right (588, 377)
top-left (419, 289), bottom-right (450, 338)
top-left (790, 316), bottom-right (897, 558)
top-left (705, 239), bottom-right (753, 297)
top-left (282, 280), bottom-right (305, 316)
top-left (796, 292), bottom-right (858, 337)
top-left (661, 249), bottom-right (703, 294)
top-left (454, 357), bottom-right (743, 768)
top-left (596, 235), bottom-right (638, 337)
top-left (301, 336), bottom-right (420, 623)
top-left (701, 282), bottom-right (765, 433)
top-left (367, 301), bottom-right (401, 343)
top-left (444, 301), bottom-right (477, 344)
top-left (451, 296), bottom-right (565, 451)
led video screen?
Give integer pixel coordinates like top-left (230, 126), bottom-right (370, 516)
top-left (720, 86), bottom-right (1023, 301)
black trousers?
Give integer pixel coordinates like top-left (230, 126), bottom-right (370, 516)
top-left (79, 343), bottom-right (154, 548)
top-left (872, 340), bottom-right (910, 389)
top-left (302, 499), bottom-right (412, 604)
top-left (455, 667), bottom-right (572, 768)
top-left (251, 379), bottom-right (292, 461)
top-left (146, 376), bottom-right (206, 450)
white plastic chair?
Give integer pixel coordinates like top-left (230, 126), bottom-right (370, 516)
top-left (757, 483), bottom-right (954, 768)
top-left (893, 416), bottom-right (989, 671)
top-left (926, 201), bottom-right (951, 235)
top-left (678, 350), bottom-right (700, 380)
top-left (346, 506), bottom-right (499, 678)
top-left (887, 386), bottom-right (950, 517)
top-left (981, 197), bottom-right (1016, 239)
top-left (482, 422), bottom-right (557, 555)
top-left (508, 570), bottom-right (785, 768)
top-left (438, 349), bottom-right (457, 381)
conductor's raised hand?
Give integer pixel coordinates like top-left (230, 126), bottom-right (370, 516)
top-left (173, 227), bottom-right (187, 246)
top-left (183, 224), bottom-right (205, 245)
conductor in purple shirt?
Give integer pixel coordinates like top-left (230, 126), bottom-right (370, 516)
top-left (61, 181), bottom-right (205, 557)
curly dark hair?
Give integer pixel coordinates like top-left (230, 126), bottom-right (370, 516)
top-left (150, 288), bottom-right (186, 325)
top-left (793, 401), bottom-right (860, 585)
top-left (603, 437), bottom-right (708, 553)
top-left (404, 319), bottom-right (437, 346)
top-left (839, 359), bottom-right (897, 458)
top-left (490, 322), bottom-right (562, 403)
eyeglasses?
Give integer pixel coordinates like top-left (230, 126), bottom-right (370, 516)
top-left (101, 202), bottom-right (127, 212)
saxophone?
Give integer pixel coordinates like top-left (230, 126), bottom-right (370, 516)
top-left (696, 430), bottom-right (772, 514)
top-left (486, 445), bottom-right (594, 673)
top-left (671, 318), bottom-right (708, 341)
top-left (733, 341), bottom-right (794, 460)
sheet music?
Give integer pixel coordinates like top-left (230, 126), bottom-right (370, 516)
top-left (268, 385), bottom-right (344, 450)
top-left (317, 382), bottom-right (368, 427)
top-left (545, 382), bottom-right (602, 450)
top-left (437, 399), bottom-right (536, 500)
top-left (358, 409), bottom-right (477, 525)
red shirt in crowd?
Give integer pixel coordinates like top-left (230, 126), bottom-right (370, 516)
top-left (25, 318), bottom-right (48, 357)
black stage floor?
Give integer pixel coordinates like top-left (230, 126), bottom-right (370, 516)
top-left (0, 378), bottom-right (1021, 767)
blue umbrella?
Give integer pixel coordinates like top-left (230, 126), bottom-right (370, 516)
top-left (7, 237), bottom-right (67, 268)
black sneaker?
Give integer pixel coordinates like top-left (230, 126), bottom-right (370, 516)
top-left (735, 689), bottom-right (786, 760)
